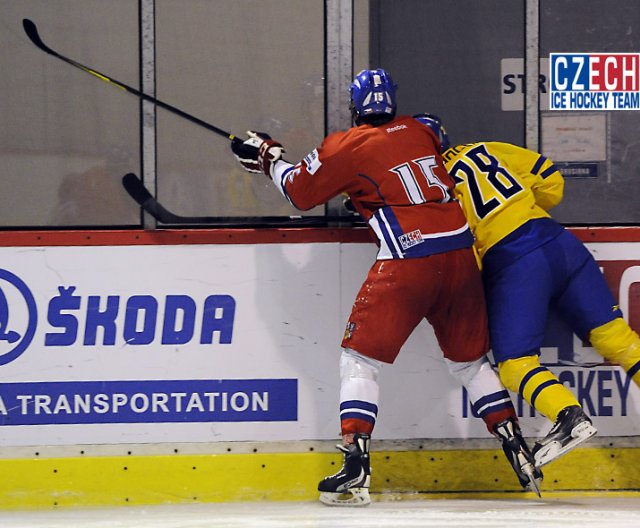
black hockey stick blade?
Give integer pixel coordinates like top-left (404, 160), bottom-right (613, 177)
top-left (23, 19), bottom-right (236, 141)
top-left (122, 173), bottom-right (363, 226)
top-left (122, 173), bottom-right (209, 224)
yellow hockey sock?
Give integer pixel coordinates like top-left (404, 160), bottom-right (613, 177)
top-left (498, 355), bottom-right (580, 422)
top-left (589, 318), bottom-right (640, 386)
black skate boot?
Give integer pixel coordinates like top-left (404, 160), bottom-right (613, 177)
top-left (493, 418), bottom-right (543, 497)
top-left (532, 405), bottom-right (597, 468)
top-left (318, 433), bottom-right (371, 506)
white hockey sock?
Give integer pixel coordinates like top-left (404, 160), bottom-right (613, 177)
top-left (339, 348), bottom-right (381, 438)
top-left (445, 356), bottom-right (516, 432)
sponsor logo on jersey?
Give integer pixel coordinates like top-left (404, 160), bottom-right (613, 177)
top-left (386, 124), bottom-right (408, 133)
top-left (303, 149), bottom-right (322, 175)
top-left (398, 230), bottom-right (424, 250)
top-left (550, 53), bottom-right (640, 110)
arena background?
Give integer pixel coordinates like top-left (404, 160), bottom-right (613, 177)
top-left (0, 0), bottom-right (639, 509)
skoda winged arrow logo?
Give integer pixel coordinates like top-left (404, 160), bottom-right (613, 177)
top-left (0, 269), bottom-right (37, 366)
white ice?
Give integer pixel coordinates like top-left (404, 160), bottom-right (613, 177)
top-left (2, 497), bottom-right (640, 528)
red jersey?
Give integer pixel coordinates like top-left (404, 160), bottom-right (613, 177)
top-left (271, 115), bottom-right (473, 259)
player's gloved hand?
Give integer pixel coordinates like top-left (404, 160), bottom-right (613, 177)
top-left (231, 131), bottom-right (284, 177)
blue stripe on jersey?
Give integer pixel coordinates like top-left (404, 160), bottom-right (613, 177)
top-left (403, 228), bottom-right (474, 258)
top-left (372, 206), bottom-right (473, 259)
top-left (540, 164), bottom-right (559, 179)
top-left (374, 207), bottom-right (402, 258)
top-left (278, 166), bottom-right (296, 205)
top-left (531, 155), bottom-right (546, 175)
top-left (375, 207), bottom-right (403, 258)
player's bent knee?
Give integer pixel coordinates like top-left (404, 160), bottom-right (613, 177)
top-left (589, 317), bottom-right (640, 362)
top-left (444, 356), bottom-right (487, 386)
top-left (340, 348), bottom-right (382, 382)
top-left (498, 355), bottom-right (541, 393)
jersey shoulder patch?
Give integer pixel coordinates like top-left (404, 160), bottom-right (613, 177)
top-left (303, 149), bottom-right (322, 175)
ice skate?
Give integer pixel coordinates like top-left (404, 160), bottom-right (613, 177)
top-left (532, 405), bottom-right (597, 468)
top-left (318, 433), bottom-right (371, 506)
top-left (493, 418), bottom-right (543, 497)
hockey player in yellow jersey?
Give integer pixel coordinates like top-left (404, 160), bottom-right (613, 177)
top-left (418, 114), bottom-right (640, 468)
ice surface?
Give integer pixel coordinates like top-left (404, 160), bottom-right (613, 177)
top-left (2, 497), bottom-right (640, 528)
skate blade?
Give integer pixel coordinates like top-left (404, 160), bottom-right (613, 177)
top-left (522, 463), bottom-right (542, 498)
top-left (534, 422), bottom-right (598, 467)
top-left (319, 488), bottom-right (371, 507)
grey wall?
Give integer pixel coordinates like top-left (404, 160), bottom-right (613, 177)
top-left (540, 0), bottom-right (640, 224)
top-left (370, 0), bottom-right (525, 146)
top-left (369, 0), bottom-right (640, 224)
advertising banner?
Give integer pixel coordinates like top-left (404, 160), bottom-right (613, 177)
top-left (0, 238), bottom-right (639, 446)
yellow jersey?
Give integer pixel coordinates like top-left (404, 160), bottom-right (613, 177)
top-left (442, 142), bottom-right (564, 259)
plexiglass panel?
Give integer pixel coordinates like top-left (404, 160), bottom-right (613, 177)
top-left (0, 0), bottom-right (140, 227)
top-left (2, 1), bottom-right (637, 228)
top-left (154, 1), bottom-right (325, 219)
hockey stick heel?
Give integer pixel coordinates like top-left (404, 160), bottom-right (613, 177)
top-left (122, 173), bottom-right (192, 224)
top-left (122, 173), bottom-right (153, 205)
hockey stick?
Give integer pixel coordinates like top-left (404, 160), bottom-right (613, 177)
top-left (22, 18), bottom-right (236, 141)
top-left (122, 173), bottom-right (363, 226)
top-left (25, 19), bottom-right (357, 226)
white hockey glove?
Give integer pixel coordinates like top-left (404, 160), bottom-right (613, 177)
top-left (230, 131), bottom-right (285, 177)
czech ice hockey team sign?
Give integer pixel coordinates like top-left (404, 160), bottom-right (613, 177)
top-left (550, 53), bottom-right (640, 110)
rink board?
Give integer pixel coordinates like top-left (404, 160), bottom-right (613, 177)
top-left (1, 441), bottom-right (640, 508)
top-left (0, 227), bottom-right (638, 507)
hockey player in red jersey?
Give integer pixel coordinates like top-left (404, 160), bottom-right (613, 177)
top-left (230, 69), bottom-right (542, 505)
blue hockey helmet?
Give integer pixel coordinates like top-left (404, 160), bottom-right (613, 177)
top-left (349, 68), bottom-right (397, 124)
top-left (414, 113), bottom-right (450, 152)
